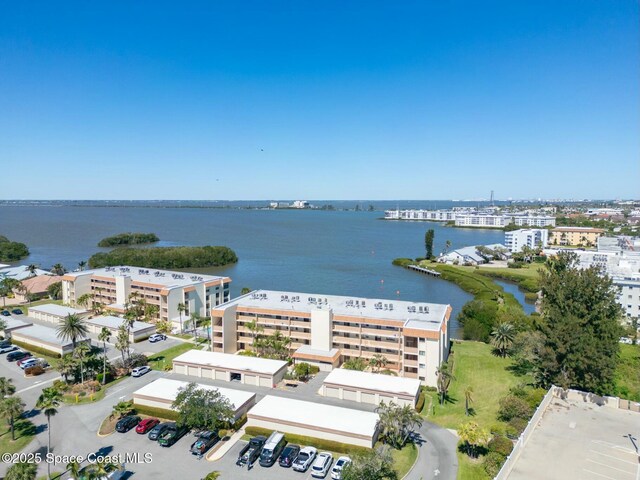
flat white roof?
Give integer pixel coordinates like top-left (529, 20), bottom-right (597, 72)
top-left (323, 369), bottom-right (421, 398)
top-left (248, 395), bottom-right (379, 438)
top-left (87, 315), bottom-right (155, 333)
top-left (12, 324), bottom-right (81, 347)
top-left (65, 266), bottom-right (228, 289)
top-left (217, 290), bottom-right (450, 332)
top-left (173, 350), bottom-right (288, 376)
top-left (3, 317), bottom-right (32, 331)
top-left (133, 378), bottom-right (254, 412)
top-left (294, 345), bottom-right (339, 358)
top-left (29, 303), bottom-right (87, 317)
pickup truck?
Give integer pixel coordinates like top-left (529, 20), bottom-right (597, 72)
top-left (236, 435), bottom-right (267, 468)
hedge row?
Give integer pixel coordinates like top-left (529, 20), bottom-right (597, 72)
top-left (244, 426), bottom-right (371, 456)
top-left (10, 340), bottom-right (62, 359)
top-left (133, 404), bottom-right (180, 421)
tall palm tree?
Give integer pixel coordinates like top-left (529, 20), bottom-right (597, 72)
top-left (245, 318), bottom-right (263, 351)
top-left (189, 312), bottom-right (201, 342)
top-left (66, 460), bottom-right (81, 479)
top-left (115, 325), bottom-right (130, 366)
top-left (76, 293), bottom-right (92, 310)
top-left (56, 314), bottom-right (89, 349)
top-left (50, 263), bottom-right (66, 276)
top-left (490, 322), bottom-right (516, 358)
top-left (0, 376), bottom-right (16, 398)
top-left (36, 387), bottom-right (62, 480)
top-left (444, 239), bottom-right (452, 254)
top-left (78, 260), bottom-right (87, 271)
top-left (98, 327), bottom-right (111, 385)
top-left (436, 363), bottom-right (455, 405)
top-left (26, 264), bottom-right (39, 277)
top-left (5, 461), bottom-right (37, 480)
top-left (464, 386), bottom-right (474, 416)
top-left (0, 395), bottom-right (25, 440)
top-left (177, 302), bottom-right (186, 333)
top-left (74, 342), bottom-right (92, 384)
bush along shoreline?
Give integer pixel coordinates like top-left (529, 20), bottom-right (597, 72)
top-left (97, 232), bottom-right (159, 247)
top-left (89, 245), bottom-right (238, 269)
top-left (0, 235), bottom-right (29, 261)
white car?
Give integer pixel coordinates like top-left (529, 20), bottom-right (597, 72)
top-left (131, 366), bottom-right (151, 377)
top-left (293, 446), bottom-right (317, 472)
top-left (0, 345), bottom-right (17, 354)
top-left (148, 334), bottom-right (166, 343)
top-left (311, 452), bottom-right (333, 478)
top-left (331, 456), bottom-right (351, 479)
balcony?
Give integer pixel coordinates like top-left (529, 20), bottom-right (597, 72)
top-left (404, 346), bottom-right (419, 355)
top-left (361, 339), bottom-right (400, 350)
top-left (332, 324), bottom-right (360, 334)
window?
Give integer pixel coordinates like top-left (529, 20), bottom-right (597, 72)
top-left (419, 351), bottom-right (425, 357)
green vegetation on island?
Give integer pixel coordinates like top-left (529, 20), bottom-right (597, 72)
top-left (0, 235), bottom-right (29, 262)
top-left (88, 245), bottom-right (238, 269)
top-left (97, 232), bottom-right (159, 247)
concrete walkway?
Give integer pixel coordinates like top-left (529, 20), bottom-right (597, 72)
top-left (207, 428), bottom-right (246, 461)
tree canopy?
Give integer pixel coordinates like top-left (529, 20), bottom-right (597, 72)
top-left (88, 245), bottom-right (238, 269)
top-left (0, 235), bottom-right (29, 262)
top-left (172, 382), bottom-right (234, 431)
top-left (98, 232), bottom-right (159, 247)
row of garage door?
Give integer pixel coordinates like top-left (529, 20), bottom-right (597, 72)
top-left (175, 363), bottom-right (273, 388)
top-left (324, 386), bottom-right (410, 406)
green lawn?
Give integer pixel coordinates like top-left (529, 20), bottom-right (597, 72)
top-left (391, 442), bottom-right (418, 478)
top-left (423, 341), bottom-right (524, 430)
top-left (457, 455), bottom-right (490, 480)
top-left (615, 343), bottom-right (640, 401)
top-left (474, 262), bottom-right (544, 293)
top-left (0, 418), bottom-right (37, 454)
top-left (148, 342), bottom-right (195, 371)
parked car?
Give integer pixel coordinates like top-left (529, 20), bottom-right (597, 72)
top-left (131, 366), bottom-right (151, 377)
top-left (0, 345), bottom-right (17, 354)
top-left (259, 431), bottom-right (287, 467)
top-left (293, 446), bottom-right (318, 472)
top-left (157, 423), bottom-right (189, 447)
top-left (19, 358), bottom-right (38, 370)
top-left (1, 310), bottom-right (10, 316)
top-left (115, 415), bottom-right (141, 433)
top-left (135, 418), bottom-right (160, 434)
top-left (279, 444), bottom-right (301, 468)
top-left (148, 334), bottom-right (166, 343)
top-left (7, 351), bottom-right (31, 362)
top-left (148, 422), bottom-right (172, 441)
top-left (236, 435), bottom-right (267, 467)
top-left (331, 456), bottom-right (352, 479)
top-left (11, 309), bottom-right (23, 315)
top-left (190, 430), bottom-right (219, 455)
top-left (0, 340), bottom-right (11, 347)
top-left (311, 452), bottom-right (333, 478)
top-left (35, 358), bottom-right (50, 368)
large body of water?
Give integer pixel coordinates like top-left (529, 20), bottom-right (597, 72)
top-left (0, 201), bottom-right (510, 337)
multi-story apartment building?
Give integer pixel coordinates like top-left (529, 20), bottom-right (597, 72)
top-left (454, 214), bottom-right (508, 228)
top-left (504, 229), bottom-right (549, 252)
top-left (62, 266), bottom-right (231, 328)
top-left (384, 209), bottom-right (457, 221)
top-left (211, 290), bottom-right (452, 386)
top-left (549, 227), bottom-right (605, 246)
top-left (510, 214), bottom-right (556, 227)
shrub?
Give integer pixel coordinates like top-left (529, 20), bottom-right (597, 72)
top-left (483, 452), bottom-right (506, 477)
top-left (489, 423), bottom-right (506, 436)
top-left (112, 353), bottom-right (148, 371)
top-left (392, 257), bottom-right (416, 267)
top-left (96, 373), bottom-right (114, 384)
top-left (488, 435), bottom-right (513, 456)
top-left (415, 392), bottom-right (426, 412)
top-left (244, 426), bottom-right (371, 456)
top-left (508, 261), bottom-right (525, 269)
top-left (525, 388), bottom-right (547, 409)
top-left (53, 380), bottom-right (69, 392)
top-left (308, 365), bottom-right (320, 375)
top-left (25, 365), bottom-right (45, 376)
top-left (498, 395), bottom-right (532, 422)
top-left (232, 414), bottom-right (247, 431)
top-left (217, 429), bottom-right (228, 440)
top-left (423, 386), bottom-right (438, 392)
top-left (508, 417), bottom-right (528, 435)
top-left (133, 405), bottom-right (180, 421)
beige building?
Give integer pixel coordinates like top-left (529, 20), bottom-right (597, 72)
top-left (549, 227), bottom-right (605, 246)
top-left (11, 324), bottom-right (91, 356)
top-left (211, 290), bottom-right (452, 386)
top-left (86, 315), bottom-right (156, 342)
top-left (62, 266), bottom-right (231, 329)
top-left (28, 304), bottom-right (89, 324)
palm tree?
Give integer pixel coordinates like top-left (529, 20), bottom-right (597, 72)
top-left (369, 354), bottom-right (389, 373)
top-left (0, 376), bottom-right (16, 398)
top-left (98, 327), bottom-right (111, 385)
top-left (490, 322), bottom-right (516, 357)
top-left (5, 461), bottom-right (37, 480)
top-left (189, 312), bottom-right (201, 342)
top-left (177, 302), bottom-right (186, 333)
top-left (464, 386), bottom-right (474, 416)
top-left (55, 354), bottom-right (77, 383)
top-left (0, 278), bottom-right (20, 307)
top-left (436, 363), bottom-right (455, 405)
top-left (27, 264), bottom-right (39, 277)
top-left (36, 386), bottom-right (62, 480)
top-left (245, 318), bottom-right (263, 351)
top-left (144, 304), bottom-right (159, 323)
top-left (0, 395), bottom-right (25, 440)
top-left (444, 240), bottom-right (452, 254)
top-left (66, 460), bottom-right (81, 479)
top-left (78, 260), bottom-right (87, 271)
top-left (111, 400), bottom-right (133, 419)
top-left (51, 263), bottom-right (66, 276)
top-left (76, 293), bottom-right (92, 310)
top-left (56, 313), bottom-right (89, 350)
top-left (74, 342), bottom-right (92, 384)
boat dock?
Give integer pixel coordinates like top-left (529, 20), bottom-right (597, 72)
top-left (407, 265), bottom-right (441, 277)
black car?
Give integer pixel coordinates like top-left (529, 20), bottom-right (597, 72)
top-left (279, 444), bottom-right (301, 468)
top-left (11, 309), bottom-right (23, 315)
top-left (115, 415), bottom-right (141, 433)
top-left (7, 351), bottom-right (31, 362)
top-left (0, 340), bottom-right (11, 348)
top-left (157, 423), bottom-right (189, 447)
top-left (148, 422), bottom-right (172, 441)
top-left (190, 430), bottom-right (219, 455)
top-left (236, 435), bottom-right (267, 467)
top-left (1, 310), bottom-right (10, 316)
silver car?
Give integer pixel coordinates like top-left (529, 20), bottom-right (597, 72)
top-left (131, 366), bottom-right (151, 377)
top-left (311, 452), bottom-right (333, 478)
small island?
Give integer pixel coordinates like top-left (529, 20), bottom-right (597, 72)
top-left (97, 232), bottom-right (160, 247)
top-left (88, 245), bottom-right (238, 269)
top-left (0, 235), bottom-right (29, 261)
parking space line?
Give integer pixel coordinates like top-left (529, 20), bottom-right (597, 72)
top-left (590, 449), bottom-right (637, 465)
top-left (586, 458), bottom-right (635, 476)
top-left (15, 375), bottom-right (61, 394)
top-left (584, 468), bottom-right (623, 480)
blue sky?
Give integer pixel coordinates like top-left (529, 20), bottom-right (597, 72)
top-left (0, 1), bottom-right (637, 200)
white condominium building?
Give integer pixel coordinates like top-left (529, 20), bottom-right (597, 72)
top-left (384, 209), bottom-right (456, 221)
top-left (62, 266), bottom-right (231, 328)
top-left (504, 229), bottom-right (549, 253)
top-left (454, 214), bottom-right (508, 228)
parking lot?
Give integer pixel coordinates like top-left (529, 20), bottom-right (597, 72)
top-left (508, 398), bottom-right (640, 480)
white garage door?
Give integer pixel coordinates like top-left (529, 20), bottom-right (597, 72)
top-left (215, 370), bottom-right (227, 381)
top-left (174, 364), bottom-right (186, 375)
top-left (325, 387), bottom-right (340, 398)
top-left (244, 374), bottom-right (257, 385)
top-left (259, 377), bottom-right (272, 388)
top-left (361, 392), bottom-right (376, 404)
top-left (343, 389), bottom-right (358, 402)
top-left (201, 368), bottom-right (213, 379)
top-left (380, 395), bottom-right (394, 405)
top-left (187, 366), bottom-right (199, 377)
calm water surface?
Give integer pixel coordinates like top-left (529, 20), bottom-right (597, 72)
top-left (0, 204), bottom-right (508, 337)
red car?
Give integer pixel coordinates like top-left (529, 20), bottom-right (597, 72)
top-left (135, 418), bottom-right (160, 434)
top-left (15, 353), bottom-right (34, 367)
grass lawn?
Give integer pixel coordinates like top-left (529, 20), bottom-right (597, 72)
top-left (474, 262), bottom-right (545, 293)
top-left (457, 455), bottom-right (490, 480)
top-left (0, 418), bottom-right (37, 454)
top-left (391, 442), bottom-right (418, 478)
top-left (423, 341), bottom-right (524, 430)
top-left (148, 342), bottom-right (195, 371)
top-left (615, 343), bottom-right (640, 401)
